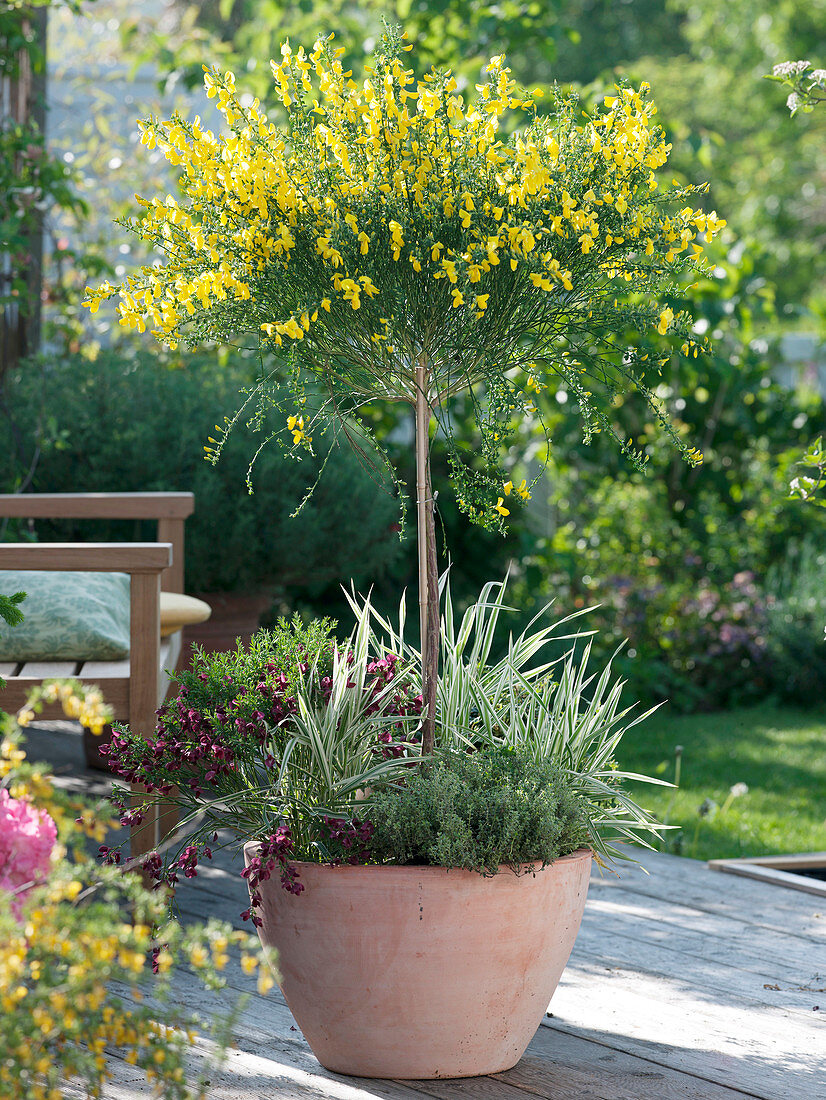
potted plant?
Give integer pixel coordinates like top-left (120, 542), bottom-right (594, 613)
top-left (88, 28), bottom-right (723, 1077)
top-left (102, 584), bottom-right (661, 1077)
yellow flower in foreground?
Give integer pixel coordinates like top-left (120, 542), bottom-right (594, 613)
top-left (657, 307), bottom-right (674, 335)
top-left (257, 969), bottom-right (275, 995)
top-left (494, 497), bottom-right (510, 516)
top-left (189, 944), bottom-right (208, 968)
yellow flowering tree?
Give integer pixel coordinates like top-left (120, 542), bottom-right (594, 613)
top-left (85, 28), bottom-right (725, 749)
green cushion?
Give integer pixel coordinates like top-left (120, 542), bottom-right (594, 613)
top-left (0, 571), bottom-right (130, 662)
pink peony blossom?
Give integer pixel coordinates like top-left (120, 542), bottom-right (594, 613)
top-left (0, 788), bottom-right (57, 918)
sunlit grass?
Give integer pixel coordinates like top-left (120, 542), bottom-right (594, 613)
top-left (619, 704), bottom-right (826, 861)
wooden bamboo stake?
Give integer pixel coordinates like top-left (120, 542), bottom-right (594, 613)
top-left (415, 360), bottom-right (429, 669)
top-left (415, 356), bottom-right (437, 754)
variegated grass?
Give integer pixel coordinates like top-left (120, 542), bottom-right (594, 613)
top-left (348, 576), bottom-right (670, 864)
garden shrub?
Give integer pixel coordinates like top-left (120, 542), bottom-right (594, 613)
top-left (765, 539), bottom-right (826, 703)
top-left (587, 572), bottom-right (773, 712)
top-left (0, 349), bottom-right (404, 593)
top-left (506, 413), bottom-right (826, 711)
top-left (368, 746), bottom-right (589, 874)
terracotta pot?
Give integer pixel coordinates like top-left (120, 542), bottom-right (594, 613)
top-left (244, 846), bottom-right (591, 1079)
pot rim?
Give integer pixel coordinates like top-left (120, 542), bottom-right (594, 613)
top-left (241, 842), bottom-right (592, 874)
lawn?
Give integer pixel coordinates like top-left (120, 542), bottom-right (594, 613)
top-left (619, 704), bottom-right (826, 861)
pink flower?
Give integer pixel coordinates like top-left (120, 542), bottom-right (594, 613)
top-left (0, 789), bottom-right (57, 918)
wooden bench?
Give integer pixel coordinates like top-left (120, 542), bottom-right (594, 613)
top-left (0, 492), bottom-right (195, 861)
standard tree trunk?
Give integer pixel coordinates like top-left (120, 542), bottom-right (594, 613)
top-left (415, 356), bottom-right (439, 754)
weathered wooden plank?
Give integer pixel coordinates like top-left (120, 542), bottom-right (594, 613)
top-left (499, 1027), bottom-right (762, 1100)
top-left (16, 660), bottom-right (78, 678)
top-left (574, 892), bottom-right (825, 1000)
top-left (111, 967), bottom-right (299, 1042)
top-left (80, 659), bottom-right (132, 680)
top-left (388, 1076), bottom-right (539, 1099)
top-left (177, 884), bottom-right (247, 923)
top-left (157, 516), bottom-right (186, 593)
top-left (709, 861), bottom-right (826, 899)
top-left (19, 721), bottom-right (118, 795)
top-left (714, 852), bottom-right (826, 870)
top-left (59, 1062), bottom-right (147, 1099)
top-left (548, 958), bottom-right (825, 1100)
top-left (198, 1037), bottom-right (442, 1100)
top-left (0, 492), bottom-right (194, 520)
top-left (0, 542), bottom-right (172, 572)
top-left (109, 969), bottom-right (432, 1100)
top-left (596, 851), bottom-right (825, 940)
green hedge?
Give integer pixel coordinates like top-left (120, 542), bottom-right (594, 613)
top-left (1, 349), bottom-right (405, 594)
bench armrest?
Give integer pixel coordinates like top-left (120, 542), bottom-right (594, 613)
top-left (0, 543), bottom-right (172, 573)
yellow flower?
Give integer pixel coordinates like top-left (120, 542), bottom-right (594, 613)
top-left (189, 944), bottom-right (208, 968)
top-left (657, 307), bottom-right (674, 335)
top-left (257, 969), bottom-right (275, 995)
top-left (155, 949), bottom-right (173, 974)
top-left (502, 481), bottom-right (513, 496)
top-left (494, 497), bottom-right (510, 516)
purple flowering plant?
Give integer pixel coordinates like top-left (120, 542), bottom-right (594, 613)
top-left (101, 603), bottom-right (423, 923)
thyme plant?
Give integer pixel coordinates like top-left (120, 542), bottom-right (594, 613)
top-left (368, 746), bottom-right (589, 875)
top-left (86, 28), bottom-right (725, 749)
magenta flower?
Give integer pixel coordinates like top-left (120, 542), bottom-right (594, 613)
top-left (0, 789), bottom-right (57, 919)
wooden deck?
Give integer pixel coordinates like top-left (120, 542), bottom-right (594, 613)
top-left (28, 723), bottom-right (826, 1100)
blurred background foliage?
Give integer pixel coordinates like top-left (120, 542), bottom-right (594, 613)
top-left (0, 348), bottom-right (405, 595)
top-left (1, 0), bottom-right (824, 714)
